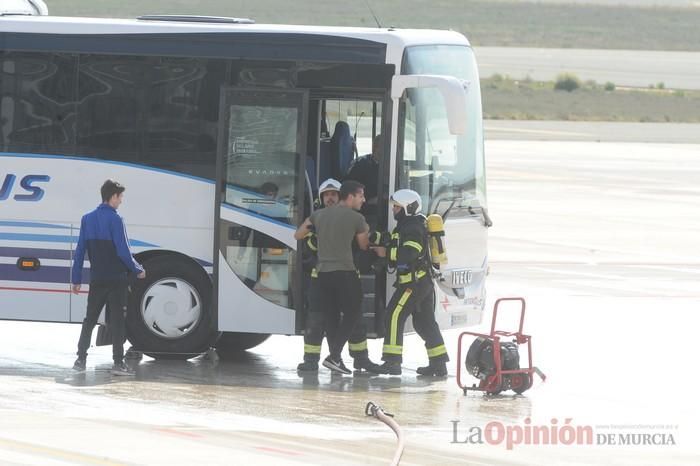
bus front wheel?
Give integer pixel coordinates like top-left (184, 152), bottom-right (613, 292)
top-left (215, 332), bottom-right (270, 359)
top-left (126, 255), bottom-right (219, 360)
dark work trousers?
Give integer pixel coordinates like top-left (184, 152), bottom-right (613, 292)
top-left (303, 274), bottom-right (369, 362)
top-left (317, 271), bottom-right (363, 360)
top-left (77, 280), bottom-right (128, 363)
top-left (382, 277), bottom-right (449, 364)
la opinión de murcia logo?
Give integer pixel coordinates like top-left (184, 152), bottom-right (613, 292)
top-left (451, 418), bottom-right (678, 450)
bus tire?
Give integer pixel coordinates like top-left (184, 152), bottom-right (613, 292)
top-left (215, 332), bottom-right (270, 359)
top-left (126, 255), bottom-right (219, 360)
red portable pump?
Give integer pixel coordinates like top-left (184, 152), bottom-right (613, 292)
top-left (457, 297), bottom-right (546, 395)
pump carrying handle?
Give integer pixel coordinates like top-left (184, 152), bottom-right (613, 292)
top-left (491, 297), bottom-right (526, 336)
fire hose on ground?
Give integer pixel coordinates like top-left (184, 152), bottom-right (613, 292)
top-left (365, 401), bottom-right (404, 466)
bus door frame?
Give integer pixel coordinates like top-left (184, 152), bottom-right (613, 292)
top-left (213, 87), bottom-right (309, 335)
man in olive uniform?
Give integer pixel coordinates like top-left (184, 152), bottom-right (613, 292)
top-left (297, 179), bottom-right (379, 374)
top-left (295, 180), bottom-right (380, 374)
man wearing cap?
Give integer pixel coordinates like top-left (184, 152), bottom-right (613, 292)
top-left (296, 179), bottom-right (380, 374)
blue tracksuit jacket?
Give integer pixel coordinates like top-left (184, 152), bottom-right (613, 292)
top-left (71, 203), bottom-right (144, 284)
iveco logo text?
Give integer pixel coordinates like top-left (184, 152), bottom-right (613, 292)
top-left (452, 269), bottom-right (473, 286)
top-left (0, 174), bottom-right (51, 202)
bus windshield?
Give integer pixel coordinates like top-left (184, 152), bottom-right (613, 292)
top-left (399, 45), bottom-right (485, 218)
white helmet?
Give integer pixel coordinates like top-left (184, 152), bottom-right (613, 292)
top-left (319, 178), bottom-right (341, 195)
top-left (391, 189), bottom-right (422, 216)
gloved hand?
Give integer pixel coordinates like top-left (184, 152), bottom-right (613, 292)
top-left (369, 230), bottom-right (390, 247)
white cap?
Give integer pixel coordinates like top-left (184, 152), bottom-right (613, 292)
top-left (319, 178), bottom-right (341, 195)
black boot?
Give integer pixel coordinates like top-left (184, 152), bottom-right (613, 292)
top-left (377, 361), bottom-right (402, 376)
top-left (72, 357), bottom-right (86, 372)
top-left (353, 357), bottom-right (381, 374)
top-left (297, 360), bottom-right (319, 372)
top-left (416, 361), bottom-right (448, 377)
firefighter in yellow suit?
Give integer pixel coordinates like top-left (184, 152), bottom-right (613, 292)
top-left (374, 189), bottom-right (449, 376)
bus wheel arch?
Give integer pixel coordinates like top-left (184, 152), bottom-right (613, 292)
top-left (127, 252), bottom-right (220, 360)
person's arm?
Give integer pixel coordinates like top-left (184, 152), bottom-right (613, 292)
top-left (371, 233), bottom-right (387, 258)
top-left (111, 215), bottom-right (145, 276)
top-left (354, 216), bottom-right (370, 251)
top-left (305, 232), bottom-right (318, 252)
top-left (71, 216), bottom-right (87, 293)
top-left (343, 157), bottom-right (360, 181)
top-left (294, 217), bottom-right (313, 241)
top-left (355, 230), bottom-right (369, 251)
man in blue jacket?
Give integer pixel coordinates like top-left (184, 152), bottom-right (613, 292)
top-left (71, 180), bottom-right (145, 375)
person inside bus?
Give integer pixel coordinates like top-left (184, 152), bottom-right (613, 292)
top-left (344, 133), bottom-right (382, 221)
top-left (344, 134), bottom-right (382, 273)
top-left (297, 178), bottom-right (381, 374)
top-left (294, 180), bottom-right (369, 375)
top-left (260, 181), bottom-right (279, 199)
top-left (71, 180), bottom-right (146, 376)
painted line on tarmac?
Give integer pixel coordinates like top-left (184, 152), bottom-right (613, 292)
top-left (0, 437), bottom-right (129, 466)
top-left (485, 126), bottom-right (592, 137)
top-left (154, 427), bottom-right (204, 439)
top-left (633, 264), bottom-right (700, 275)
top-left (233, 430), bottom-right (420, 465)
top-left (0, 449), bottom-right (77, 466)
top-left (254, 446), bottom-right (304, 457)
top-left (233, 430), bottom-right (498, 466)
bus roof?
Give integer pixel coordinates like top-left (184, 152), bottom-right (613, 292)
top-left (0, 15), bottom-right (470, 67)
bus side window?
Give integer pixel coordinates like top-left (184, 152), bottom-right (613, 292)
top-left (1, 52), bottom-right (77, 154)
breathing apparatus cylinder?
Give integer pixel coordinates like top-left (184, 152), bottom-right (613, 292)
top-left (426, 214), bottom-right (447, 267)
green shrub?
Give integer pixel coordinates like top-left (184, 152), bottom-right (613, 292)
top-left (554, 73), bottom-right (581, 92)
top-left (604, 82), bottom-right (616, 91)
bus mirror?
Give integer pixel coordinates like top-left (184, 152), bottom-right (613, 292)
top-left (391, 75), bottom-right (469, 135)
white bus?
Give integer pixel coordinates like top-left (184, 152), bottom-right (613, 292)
top-left (0, 14), bottom-right (489, 359)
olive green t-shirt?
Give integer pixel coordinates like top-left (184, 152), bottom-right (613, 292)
top-left (310, 205), bottom-right (368, 272)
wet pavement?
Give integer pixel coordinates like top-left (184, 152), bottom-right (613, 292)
top-left (1, 131), bottom-right (700, 465)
